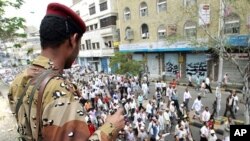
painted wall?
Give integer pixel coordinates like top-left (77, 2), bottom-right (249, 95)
top-left (164, 53), bottom-right (178, 77)
top-left (186, 54), bottom-right (207, 80)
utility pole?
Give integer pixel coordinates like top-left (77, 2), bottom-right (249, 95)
top-left (217, 0), bottom-right (225, 84)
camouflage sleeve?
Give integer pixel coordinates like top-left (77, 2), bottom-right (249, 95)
top-left (41, 78), bottom-right (118, 141)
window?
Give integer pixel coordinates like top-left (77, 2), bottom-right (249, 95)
top-left (124, 7), bottom-right (131, 21)
top-left (99, 0), bottom-right (107, 11)
top-left (81, 44), bottom-right (85, 50)
top-left (94, 24), bottom-right (98, 29)
top-left (100, 16), bottom-right (117, 28)
top-left (158, 25), bottom-right (166, 40)
top-left (105, 41), bottom-right (112, 48)
top-left (125, 27), bottom-right (134, 40)
top-left (157, 0), bottom-right (167, 12)
top-left (85, 40), bottom-right (91, 50)
top-left (141, 24), bottom-right (149, 39)
top-left (184, 0), bottom-right (196, 7)
top-left (92, 43), bottom-right (96, 49)
top-left (224, 13), bottom-right (240, 34)
top-left (89, 3), bottom-right (96, 15)
top-left (184, 21), bottom-right (197, 40)
top-left (140, 2), bottom-right (148, 17)
top-left (86, 26), bottom-right (90, 31)
top-left (96, 42), bottom-right (100, 49)
top-left (90, 25), bottom-right (93, 30)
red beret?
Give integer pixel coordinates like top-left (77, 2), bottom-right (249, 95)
top-left (46, 3), bottom-right (86, 33)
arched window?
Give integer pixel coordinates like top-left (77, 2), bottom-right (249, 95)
top-left (184, 0), bottom-right (196, 7)
top-left (125, 27), bottom-right (134, 40)
top-left (124, 7), bottom-right (131, 21)
top-left (224, 13), bottom-right (240, 34)
top-left (141, 24), bottom-right (149, 39)
top-left (157, 25), bottom-right (166, 40)
top-left (157, 0), bottom-right (167, 12)
top-left (140, 2), bottom-right (148, 17)
top-left (184, 21), bottom-right (197, 40)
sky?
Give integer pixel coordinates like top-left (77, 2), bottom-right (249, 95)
top-left (5, 0), bottom-right (72, 29)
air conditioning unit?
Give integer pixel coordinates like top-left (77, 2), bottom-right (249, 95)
top-left (142, 33), bottom-right (149, 39)
top-left (125, 29), bottom-right (134, 40)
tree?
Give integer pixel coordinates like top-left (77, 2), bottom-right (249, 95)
top-left (109, 52), bottom-right (144, 76)
top-left (167, 0), bottom-right (249, 96)
top-left (0, 0), bottom-right (26, 43)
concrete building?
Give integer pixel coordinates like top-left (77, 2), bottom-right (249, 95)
top-left (71, 0), bottom-right (118, 73)
top-left (116, 0), bottom-right (250, 82)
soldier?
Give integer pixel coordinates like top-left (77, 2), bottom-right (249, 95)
top-left (8, 3), bottom-right (124, 141)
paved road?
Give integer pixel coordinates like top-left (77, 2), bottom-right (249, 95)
top-left (146, 82), bottom-right (245, 140)
top-left (0, 80), bottom-right (246, 140)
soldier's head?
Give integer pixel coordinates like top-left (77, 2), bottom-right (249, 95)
top-left (39, 3), bottom-right (86, 69)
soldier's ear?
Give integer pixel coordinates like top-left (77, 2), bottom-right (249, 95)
top-left (69, 33), bottom-right (80, 48)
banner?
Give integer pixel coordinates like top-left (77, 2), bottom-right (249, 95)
top-left (199, 4), bottom-right (210, 26)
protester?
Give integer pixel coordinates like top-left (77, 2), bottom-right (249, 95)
top-left (192, 96), bottom-right (203, 120)
top-left (183, 88), bottom-right (192, 112)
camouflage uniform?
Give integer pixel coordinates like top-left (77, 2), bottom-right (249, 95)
top-left (8, 55), bottom-right (117, 141)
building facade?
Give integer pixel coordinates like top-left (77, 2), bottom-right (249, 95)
top-left (71, 0), bottom-right (118, 73)
top-left (116, 0), bottom-right (250, 82)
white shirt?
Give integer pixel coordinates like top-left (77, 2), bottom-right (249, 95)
top-left (205, 77), bottom-right (210, 85)
top-left (162, 82), bottom-right (166, 88)
top-left (233, 95), bottom-right (239, 106)
top-left (208, 134), bottom-right (217, 141)
top-left (201, 110), bottom-right (211, 122)
top-left (192, 98), bottom-right (203, 112)
top-left (146, 103), bottom-right (153, 114)
top-left (163, 111), bottom-right (170, 123)
top-left (200, 126), bottom-right (209, 138)
top-left (183, 91), bottom-right (192, 101)
top-left (166, 87), bottom-right (172, 97)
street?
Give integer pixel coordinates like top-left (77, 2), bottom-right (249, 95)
top-left (0, 80), bottom-right (246, 141)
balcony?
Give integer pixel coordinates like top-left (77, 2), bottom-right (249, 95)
top-left (100, 25), bottom-right (116, 37)
top-left (79, 48), bottom-right (114, 57)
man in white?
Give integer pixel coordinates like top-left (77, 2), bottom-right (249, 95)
top-left (166, 85), bottom-right (173, 105)
top-left (158, 111), bottom-right (165, 132)
top-left (233, 90), bottom-right (239, 116)
top-left (208, 129), bottom-right (217, 141)
top-left (201, 107), bottom-right (211, 123)
top-left (163, 108), bottom-right (171, 133)
top-left (183, 88), bottom-right (192, 111)
top-left (146, 100), bottom-right (153, 119)
top-left (191, 96), bottom-right (203, 120)
top-left (142, 81), bottom-right (149, 100)
top-left (205, 76), bottom-right (212, 93)
top-left (223, 73), bottom-right (229, 89)
top-left (200, 122), bottom-right (209, 141)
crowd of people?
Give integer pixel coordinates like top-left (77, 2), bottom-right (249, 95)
top-left (60, 66), bottom-right (238, 141)
top-left (0, 63), bottom-right (240, 141)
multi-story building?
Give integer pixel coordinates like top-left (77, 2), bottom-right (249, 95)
top-left (116, 0), bottom-right (250, 81)
top-left (71, 0), bottom-right (118, 73)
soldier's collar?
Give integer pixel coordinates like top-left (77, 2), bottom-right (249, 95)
top-left (32, 55), bottom-right (54, 69)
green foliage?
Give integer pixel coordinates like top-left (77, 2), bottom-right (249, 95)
top-left (13, 43), bottom-right (21, 48)
top-left (0, 0), bottom-right (26, 42)
top-left (26, 48), bottom-right (33, 55)
top-left (110, 52), bottom-right (144, 76)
